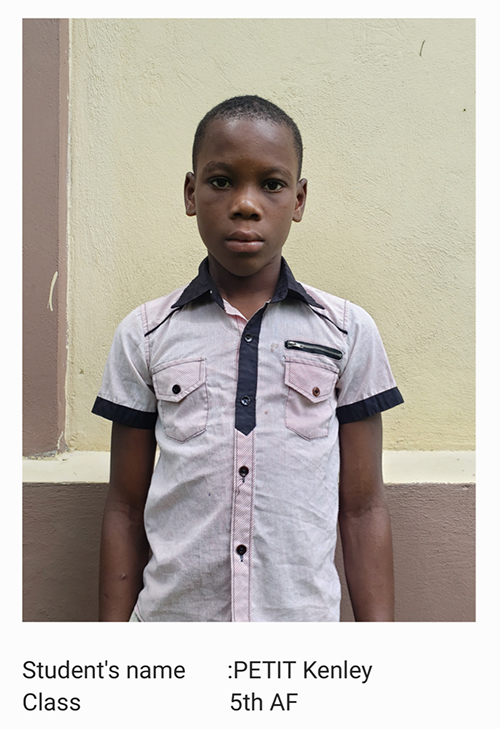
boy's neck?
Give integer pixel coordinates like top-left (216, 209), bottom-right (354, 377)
top-left (207, 254), bottom-right (281, 321)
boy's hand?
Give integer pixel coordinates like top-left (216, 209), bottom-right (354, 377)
top-left (338, 413), bottom-right (395, 621)
top-left (99, 422), bottom-right (157, 621)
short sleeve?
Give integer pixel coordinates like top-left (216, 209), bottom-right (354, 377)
top-left (335, 302), bottom-right (403, 424)
top-left (91, 306), bottom-right (158, 429)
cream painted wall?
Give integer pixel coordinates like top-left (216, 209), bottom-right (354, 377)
top-left (66, 18), bottom-right (474, 451)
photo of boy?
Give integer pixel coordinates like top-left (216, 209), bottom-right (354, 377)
top-left (93, 96), bottom-right (404, 622)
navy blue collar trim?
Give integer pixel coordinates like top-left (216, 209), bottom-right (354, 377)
top-left (171, 257), bottom-right (324, 311)
top-left (171, 257), bottom-right (224, 310)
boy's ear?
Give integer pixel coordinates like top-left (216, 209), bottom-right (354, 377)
top-left (293, 178), bottom-right (307, 223)
top-left (184, 172), bottom-right (196, 216)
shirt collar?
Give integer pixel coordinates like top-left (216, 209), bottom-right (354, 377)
top-left (171, 257), bottom-right (324, 311)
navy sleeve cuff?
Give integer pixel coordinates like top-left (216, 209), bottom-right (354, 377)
top-left (336, 387), bottom-right (404, 424)
top-left (91, 396), bottom-right (157, 429)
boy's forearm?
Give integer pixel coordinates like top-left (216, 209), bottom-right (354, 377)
top-left (99, 503), bottom-right (150, 622)
top-left (338, 502), bottom-right (394, 621)
top-left (100, 423), bottom-right (156, 621)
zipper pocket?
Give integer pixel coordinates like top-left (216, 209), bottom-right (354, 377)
top-left (284, 340), bottom-right (343, 361)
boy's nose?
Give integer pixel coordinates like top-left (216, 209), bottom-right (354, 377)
top-left (230, 188), bottom-right (262, 219)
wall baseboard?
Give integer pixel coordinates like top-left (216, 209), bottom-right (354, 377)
top-left (23, 449), bottom-right (475, 485)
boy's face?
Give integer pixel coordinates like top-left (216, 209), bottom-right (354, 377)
top-left (184, 117), bottom-right (307, 279)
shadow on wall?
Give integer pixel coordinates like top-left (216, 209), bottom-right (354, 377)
top-left (23, 483), bottom-right (475, 622)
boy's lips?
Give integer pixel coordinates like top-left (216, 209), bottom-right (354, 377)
top-left (227, 231), bottom-right (264, 242)
top-left (225, 231), bottom-right (265, 253)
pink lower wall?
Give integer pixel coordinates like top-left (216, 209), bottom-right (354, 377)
top-left (23, 482), bottom-right (475, 622)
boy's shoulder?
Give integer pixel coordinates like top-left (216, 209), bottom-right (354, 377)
top-left (300, 282), bottom-right (349, 330)
top-left (118, 285), bottom-right (189, 337)
top-left (140, 286), bottom-right (188, 334)
top-left (299, 281), bottom-right (376, 336)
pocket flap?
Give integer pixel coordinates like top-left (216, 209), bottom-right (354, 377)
top-left (285, 358), bottom-right (337, 403)
top-left (152, 358), bottom-right (205, 402)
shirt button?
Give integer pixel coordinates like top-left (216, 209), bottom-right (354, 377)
top-left (236, 544), bottom-right (247, 556)
top-left (312, 387), bottom-right (320, 397)
top-left (239, 465), bottom-right (249, 478)
top-left (172, 384), bottom-right (181, 394)
top-left (244, 333), bottom-right (253, 343)
top-left (240, 396), bottom-right (251, 406)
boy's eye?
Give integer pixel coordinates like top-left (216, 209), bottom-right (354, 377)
top-left (209, 177), bottom-right (231, 189)
top-left (263, 180), bottom-right (284, 191)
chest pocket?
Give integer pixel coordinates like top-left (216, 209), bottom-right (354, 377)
top-left (152, 358), bottom-right (207, 442)
top-left (284, 357), bottom-right (338, 440)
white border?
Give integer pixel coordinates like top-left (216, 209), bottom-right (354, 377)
top-left (7, 5), bottom-right (493, 726)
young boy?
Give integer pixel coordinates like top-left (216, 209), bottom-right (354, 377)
top-left (93, 95), bottom-right (403, 622)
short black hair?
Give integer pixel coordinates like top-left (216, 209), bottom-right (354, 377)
top-left (192, 95), bottom-right (303, 178)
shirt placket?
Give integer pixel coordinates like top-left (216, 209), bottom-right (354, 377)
top-left (224, 303), bottom-right (264, 622)
top-left (231, 428), bottom-right (255, 622)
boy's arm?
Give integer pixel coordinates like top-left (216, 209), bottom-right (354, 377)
top-left (99, 422), bottom-right (157, 621)
top-left (338, 413), bottom-right (395, 621)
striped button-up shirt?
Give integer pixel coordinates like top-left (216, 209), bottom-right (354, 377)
top-left (93, 258), bottom-right (403, 621)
